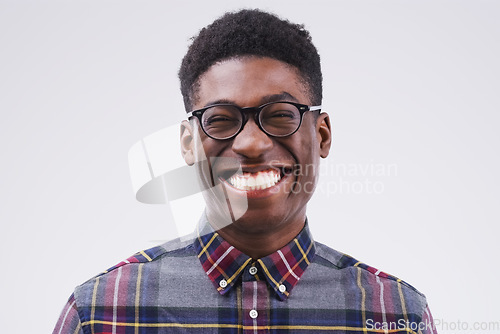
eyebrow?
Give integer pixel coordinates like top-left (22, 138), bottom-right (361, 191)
top-left (202, 92), bottom-right (299, 108)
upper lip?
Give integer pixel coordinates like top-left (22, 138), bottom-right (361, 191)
top-left (216, 164), bottom-right (294, 180)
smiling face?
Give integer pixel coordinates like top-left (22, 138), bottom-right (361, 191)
top-left (181, 56), bottom-right (331, 243)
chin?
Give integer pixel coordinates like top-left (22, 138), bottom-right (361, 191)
top-left (231, 205), bottom-right (305, 234)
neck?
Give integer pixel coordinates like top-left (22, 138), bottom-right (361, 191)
top-left (208, 213), bottom-right (306, 259)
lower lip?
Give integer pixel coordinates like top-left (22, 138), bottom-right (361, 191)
top-left (219, 172), bottom-right (290, 199)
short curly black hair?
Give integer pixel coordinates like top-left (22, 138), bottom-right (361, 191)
top-left (178, 9), bottom-right (322, 111)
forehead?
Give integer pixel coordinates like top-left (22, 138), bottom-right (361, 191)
top-left (194, 57), bottom-right (311, 108)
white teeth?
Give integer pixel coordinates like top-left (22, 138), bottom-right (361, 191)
top-left (227, 169), bottom-right (282, 191)
top-left (255, 174), bottom-right (265, 190)
top-left (248, 176), bottom-right (256, 188)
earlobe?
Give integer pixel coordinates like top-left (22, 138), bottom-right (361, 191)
top-left (180, 120), bottom-right (195, 166)
top-left (316, 113), bottom-right (332, 158)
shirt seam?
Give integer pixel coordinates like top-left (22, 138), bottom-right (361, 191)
top-left (312, 253), bottom-right (342, 270)
top-left (350, 262), bottom-right (426, 298)
top-left (315, 247), bottom-right (426, 298)
top-left (73, 295), bottom-right (88, 334)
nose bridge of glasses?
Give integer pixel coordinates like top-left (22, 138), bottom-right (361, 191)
top-left (235, 105), bottom-right (262, 127)
top-left (236, 106), bottom-right (259, 130)
top-left (240, 105), bottom-right (262, 117)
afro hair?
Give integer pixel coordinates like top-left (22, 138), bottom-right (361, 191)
top-left (178, 9), bottom-right (322, 111)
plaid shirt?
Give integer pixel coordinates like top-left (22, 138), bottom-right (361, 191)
top-left (53, 217), bottom-right (436, 333)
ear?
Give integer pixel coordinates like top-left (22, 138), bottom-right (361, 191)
top-left (316, 112), bottom-right (332, 158)
top-left (180, 120), bottom-right (195, 166)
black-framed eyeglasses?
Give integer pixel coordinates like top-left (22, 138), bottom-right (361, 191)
top-left (186, 101), bottom-right (321, 140)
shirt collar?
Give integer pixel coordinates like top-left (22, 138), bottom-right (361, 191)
top-left (193, 217), bottom-right (316, 301)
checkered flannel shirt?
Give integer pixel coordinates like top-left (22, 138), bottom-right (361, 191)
top-left (53, 218), bottom-right (436, 333)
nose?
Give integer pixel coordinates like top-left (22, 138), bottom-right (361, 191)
top-left (231, 117), bottom-right (273, 158)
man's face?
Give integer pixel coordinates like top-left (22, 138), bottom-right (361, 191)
top-left (181, 56), bottom-right (331, 235)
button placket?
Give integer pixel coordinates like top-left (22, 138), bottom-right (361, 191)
top-left (241, 279), bottom-right (269, 333)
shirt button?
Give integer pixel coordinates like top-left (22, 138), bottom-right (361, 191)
top-left (279, 284), bottom-right (287, 293)
top-left (219, 279), bottom-right (228, 288)
top-left (249, 309), bottom-right (258, 319)
top-left (249, 266), bottom-right (258, 275)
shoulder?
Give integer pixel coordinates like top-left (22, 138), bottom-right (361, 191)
top-left (314, 241), bottom-right (423, 291)
top-left (311, 241), bottom-right (428, 314)
top-left (99, 234), bottom-right (196, 277)
top-left (72, 234), bottom-right (197, 304)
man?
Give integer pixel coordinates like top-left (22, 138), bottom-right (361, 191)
top-left (54, 9), bottom-right (436, 333)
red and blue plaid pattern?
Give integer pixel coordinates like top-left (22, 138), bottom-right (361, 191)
top-left (194, 222), bottom-right (315, 301)
top-left (53, 218), bottom-right (437, 333)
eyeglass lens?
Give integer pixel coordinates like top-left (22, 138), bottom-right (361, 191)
top-left (201, 102), bottom-right (302, 139)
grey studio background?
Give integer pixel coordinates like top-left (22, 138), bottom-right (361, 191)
top-left (1, 1), bottom-right (499, 333)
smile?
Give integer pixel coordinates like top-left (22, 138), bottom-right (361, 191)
top-left (224, 168), bottom-right (284, 191)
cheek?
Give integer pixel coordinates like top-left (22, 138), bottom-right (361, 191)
top-left (197, 135), bottom-right (235, 171)
top-left (193, 127), bottom-right (222, 162)
top-left (297, 125), bottom-right (320, 160)
top-left (294, 126), bottom-right (320, 181)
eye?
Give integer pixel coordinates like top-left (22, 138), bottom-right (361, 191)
top-left (202, 106), bottom-right (241, 130)
top-left (204, 115), bottom-right (235, 125)
top-left (260, 103), bottom-right (301, 133)
top-left (263, 109), bottom-right (298, 121)
top-left (268, 110), bottom-right (296, 118)
top-left (261, 103), bottom-right (300, 121)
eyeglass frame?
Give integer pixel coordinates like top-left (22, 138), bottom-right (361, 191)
top-left (186, 101), bottom-right (322, 140)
